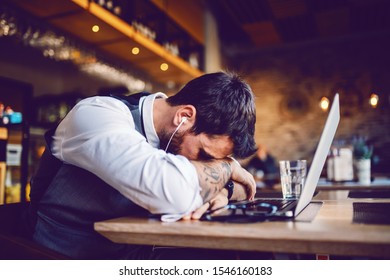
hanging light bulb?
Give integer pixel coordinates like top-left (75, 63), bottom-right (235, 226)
top-left (131, 47), bottom-right (140, 55)
top-left (369, 93), bottom-right (379, 108)
top-left (319, 96), bottom-right (330, 111)
top-left (160, 63), bottom-right (169, 71)
top-left (92, 25), bottom-right (100, 32)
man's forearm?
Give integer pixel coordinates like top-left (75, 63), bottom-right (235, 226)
top-left (190, 159), bottom-right (231, 202)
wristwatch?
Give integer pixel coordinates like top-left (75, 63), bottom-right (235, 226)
top-left (224, 180), bottom-right (234, 200)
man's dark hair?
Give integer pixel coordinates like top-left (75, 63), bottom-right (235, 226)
top-left (167, 71), bottom-right (256, 158)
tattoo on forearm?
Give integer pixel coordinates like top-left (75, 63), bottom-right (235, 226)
top-left (203, 165), bottom-right (220, 182)
top-left (198, 160), bottom-right (231, 202)
top-left (202, 189), bottom-right (212, 202)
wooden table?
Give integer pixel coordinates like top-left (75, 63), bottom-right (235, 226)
top-left (94, 190), bottom-right (390, 259)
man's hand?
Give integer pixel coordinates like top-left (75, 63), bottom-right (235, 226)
top-left (229, 160), bottom-right (256, 200)
top-left (231, 180), bottom-right (255, 201)
top-left (183, 189), bottom-right (229, 220)
top-left (186, 158), bottom-right (256, 220)
top-left (183, 165), bottom-right (257, 220)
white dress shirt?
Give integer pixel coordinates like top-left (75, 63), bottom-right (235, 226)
top-left (51, 93), bottom-right (203, 219)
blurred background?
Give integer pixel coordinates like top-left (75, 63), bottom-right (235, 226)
top-left (0, 0), bottom-right (389, 202)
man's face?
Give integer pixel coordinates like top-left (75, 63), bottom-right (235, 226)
top-left (161, 129), bottom-right (234, 160)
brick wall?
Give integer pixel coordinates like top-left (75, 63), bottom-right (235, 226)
top-left (230, 33), bottom-right (390, 174)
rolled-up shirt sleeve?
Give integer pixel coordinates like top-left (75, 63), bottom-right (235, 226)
top-left (51, 96), bottom-right (203, 216)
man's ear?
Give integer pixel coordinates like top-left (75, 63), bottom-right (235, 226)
top-left (174, 105), bottom-right (196, 126)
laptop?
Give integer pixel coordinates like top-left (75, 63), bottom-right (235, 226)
top-left (203, 93), bottom-right (340, 221)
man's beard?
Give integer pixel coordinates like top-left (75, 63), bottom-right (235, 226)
top-left (159, 128), bottom-right (186, 155)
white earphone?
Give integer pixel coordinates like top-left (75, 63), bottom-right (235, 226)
top-left (164, 116), bottom-right (188, 152)
top-left (180, 117), bottom-right (188, 124)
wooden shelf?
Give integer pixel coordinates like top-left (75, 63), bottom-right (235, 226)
top-left (12, 0), bottom-right (204, 87)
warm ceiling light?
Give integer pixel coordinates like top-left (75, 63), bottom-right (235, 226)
top-left (369, 93), bottom-right (379, 108)
top-left (160, 63), bottom-right (169, 71)
top-left (131, 47), bottom-right (140, 55)
top-left (92, 25), bottom-right (100, 32)
top-left (319, 96), bottom-right (330, 111)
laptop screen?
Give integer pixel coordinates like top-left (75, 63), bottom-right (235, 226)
top-left (294, 94), bottom-right (340, 216)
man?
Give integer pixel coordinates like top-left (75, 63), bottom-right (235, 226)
top-left (29, 71), bottom-right (257, 259)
